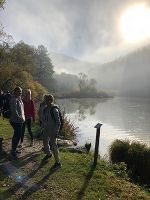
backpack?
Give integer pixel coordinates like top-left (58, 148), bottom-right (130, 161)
top-left (50, 106), bottom-right (64, 132)
top-left (2, 93), bottom-right (11, 119)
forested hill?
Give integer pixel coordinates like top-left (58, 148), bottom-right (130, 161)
top-left (0, 41), bottom-right (55, 101)
top-left (0, 40), bottom-right (104, 99)
top-left (90, 44), bottom-right (150, 97)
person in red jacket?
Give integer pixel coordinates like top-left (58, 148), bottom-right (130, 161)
top-left (20, 89), bottom-right (35, 147)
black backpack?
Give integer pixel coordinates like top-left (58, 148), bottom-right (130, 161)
top-left (50, 106), bottom-right (64, 132)
top-left (2, 93), bottom-right (11, 119)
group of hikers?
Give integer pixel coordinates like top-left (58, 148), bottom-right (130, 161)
top-left (0, 87), bottom-right (62, 170)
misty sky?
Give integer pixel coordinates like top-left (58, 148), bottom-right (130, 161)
top-left (1, 0), bottom-right (150, 63)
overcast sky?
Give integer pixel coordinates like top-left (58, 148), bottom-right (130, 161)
top-left (0, 0), bottom-right (150, 63)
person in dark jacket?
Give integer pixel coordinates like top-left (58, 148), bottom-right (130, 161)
top-left (42, 94), bottom-right (61, 170)
top-left (20, 89), bottom-right (35, 147)
top-left (9, 87), bottom-right (25, 159)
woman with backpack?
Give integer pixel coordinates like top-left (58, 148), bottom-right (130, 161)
top-left (20, 89), bottom-right (35, 147)
top-left (42, 94), bottom-right (62, 170)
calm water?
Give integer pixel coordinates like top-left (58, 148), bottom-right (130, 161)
top-left (57, 97), bottom-right (150, 156)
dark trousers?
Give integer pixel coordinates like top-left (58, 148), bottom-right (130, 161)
top-left (10, 122), bottom-right (23, 152)
top-left (21, 118), bottom-right (33, 142)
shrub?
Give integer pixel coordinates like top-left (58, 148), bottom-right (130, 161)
top-left (109, 139), bottom-right (150, 185)
top-left (127, 142), bottom-right (147, 179)
top-left (60, 115), bottom-right (78, 140)
top-left (109, 139), bottom-right (130, 163)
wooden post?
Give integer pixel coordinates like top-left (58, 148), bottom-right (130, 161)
top-left (93, 123), bottom-right (103, 166)
top-left (0, 138), bottom-right (3, 152)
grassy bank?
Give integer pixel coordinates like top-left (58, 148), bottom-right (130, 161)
top-left (1, 151), bottom-right (150, 200)
top-left (0, 118), bottom-right (150, 199)
top-left (0, 117), bottom-right (13, 141)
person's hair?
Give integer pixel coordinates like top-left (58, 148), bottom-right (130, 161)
top-left (43, 94), bottom-right (47, 101)
top-left (45, 94), bottom-right (54, 103)
top-left (14, 86), bottom-right (22, 94)
top-left (25, 89), bottom-right (31, 94)
top-left (24, 89), bottom-right (31, 99)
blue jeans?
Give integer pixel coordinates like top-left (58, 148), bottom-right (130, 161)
top-left (10, 122), bottom-right (23, 152)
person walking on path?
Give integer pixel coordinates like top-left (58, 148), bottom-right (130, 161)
top-left (42, 94), bottom-right (61, 170)
top-left (20, 89), bottom-right (35, 147)
top-left (9, 87), bottom-right (25, 159)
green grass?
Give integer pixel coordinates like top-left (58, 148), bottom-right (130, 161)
top-left (0, 152), bottom-right (150, 200)
top-left (0, 117), bottom-right (12, 140)
top-left (0, 118), bottom-right (150, 200)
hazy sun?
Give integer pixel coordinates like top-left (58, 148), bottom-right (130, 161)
top-left (120, 4), bottom-right (150, 43)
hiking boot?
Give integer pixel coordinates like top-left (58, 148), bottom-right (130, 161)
top-left (10, 151), bottom-right (18, 160)
top-left (16, 150), bottom-right (21, 154)
top-left (18, 143), bottom-right (23, 148)
top-left (42, 154), bottom-right (52, 162)
top-left (51, 162), bottom-right (61, 170)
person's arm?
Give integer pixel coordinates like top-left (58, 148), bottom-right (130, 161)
top-left (10, 98), bottom-right (23, 121)
top-left (53, 108), bottom-right (61, 133)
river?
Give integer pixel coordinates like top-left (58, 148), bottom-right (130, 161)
top-left (57, 97), bottom-right (150, 157)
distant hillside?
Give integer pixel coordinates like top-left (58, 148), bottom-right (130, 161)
top-left (51, 44), bottom-right (150, 97)
top-left (51, 52), bottom-right (99, 75)
top-left (54, 72), bottom-right (79, 93)
top-left (90, 44), bottom-right (150, 97)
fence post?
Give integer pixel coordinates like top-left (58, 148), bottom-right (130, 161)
top-left (93, 123), bottom-right (103, 166)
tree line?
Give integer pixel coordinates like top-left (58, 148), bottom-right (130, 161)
top-left (0, 40), bottom-right (55, 101)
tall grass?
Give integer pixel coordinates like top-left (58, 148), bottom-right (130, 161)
top-left (109, 139), bottom-right (130, 164)
top-left (59, 115), bottom-right (78, 140)
top-left (109, 139), bottom-right (150, 185)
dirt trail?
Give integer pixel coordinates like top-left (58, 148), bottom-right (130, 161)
top-left (3, 138), bottom-right (43, 158)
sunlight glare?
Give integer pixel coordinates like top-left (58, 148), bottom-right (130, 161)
top-left (120, 4), bottom-right (150, 43)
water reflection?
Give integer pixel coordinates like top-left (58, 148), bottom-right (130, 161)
top-left (57, 98), bottom-right (107, 121)
top-left (57, 97), bottom-right (150, 156)
top-left (75, 99), bottom-right (98, 121)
